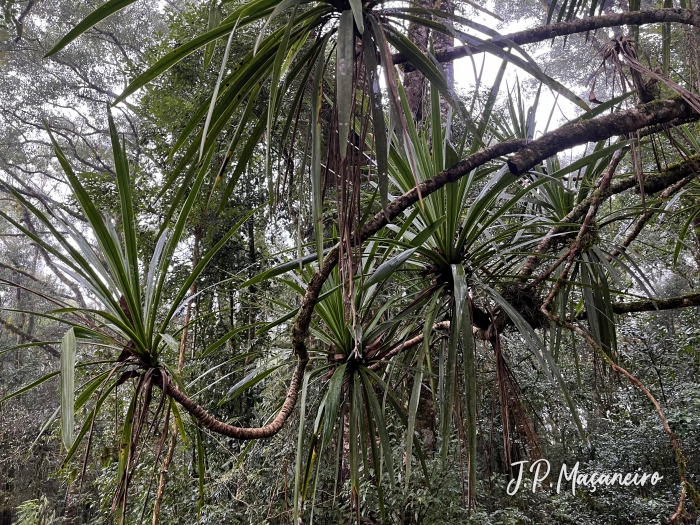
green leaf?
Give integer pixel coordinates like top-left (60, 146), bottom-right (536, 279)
top-left (240, 249), bottom-right (327, 288)
top-left (159, 333), bottom-right (180, 354)
top-left (673, 206), bottom-right (700, 266)
top-left (322, 363), bottom-right (346, 448)
top-left (45, 0), bottom-right (139, 57)
top-left (195, 424), bottom-right (205, 521)
top-left (440, 265), bottom-right (465, 465)
top-left (384, 26), bottom-right (468, 119)
top-left (0, 340), bottom-right (60, 358)
top-left (547, 140), bottom-right (630, 180)
top-left (222, 364), bottom-right (284, 402)
top-left (362, 30), bottom-right (388, 215)
top-left (337, 10), bottom-right (355, 159)
top-left (75, 370), bottom-right (112, 412)
top-left (410, 216), bottom-right (446, 248)
top-left (567, 91), bottom-right (634, 125)
top-left (348, 0), bottom-right (364, 34)
top-left (200, 28), bottom-right (238, 162)
top-left (200, 326), bottom-right (261, 359)
top-left (361, 366), bottom-right (431, 484)
top-left (405, 292), bottom-right (439, 489)
top-left (460, 288), bottom-right (477, 502)
top-left (266, 4), bottom-right (299, 205)
top-left (359, 368), bottom-right (396, 484)
top-left (161, 207), bottom-right (259, 335)
top-left (0, 186), bottom-right (121, 325)
top-left (293, 371), bottom-right (311, 524)
top-left (253, 0), bottom-right (302, 54)
top-left (60, 328), bottom-right (77, 451)
top-left (62, 375), bottom-right (119, 467)
top-left (429, 69), bottom-right (444, 172)
top-left (474, 57), bottom-right (507, 151)
top-left (112, 1), bottom-right (282, 105)
top-left (445, 25), bottom-right (590, 112)
top-left (46, 128), bottom-right (146, 346)
top-left (108, 111), bottom-right (140, 304)
top-left (349, 372), bottom-right (361, 498)
top-left (217, 109), bottom-right (268, 212)
top-left (203, 0), bottom-right (222, 70)
top-left (171, 400), bottom-right (189, 446)
top-left (311, 37), bottom-right (327, 264)
top-left (483, 284), bottom-right (586, 440)
top-left (365, 248), bottom-right (417, 287)
top-left (116, 387), bottom-right (137, 503)
top-left (0, 370), bottom-right (60, 404)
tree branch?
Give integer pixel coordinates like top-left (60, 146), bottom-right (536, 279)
top-left (392, 8), bottom-right (700, 70)
top-left (607, 292), bottom-right (700, 315)
top-left (519, 153), bottom-right (700, 279)
top-left (508, 98), bottom-right (697, 176)
top-left (163, 97), bottom-right (700, 439)
top-left (0, 316), bottom-right (59, 358)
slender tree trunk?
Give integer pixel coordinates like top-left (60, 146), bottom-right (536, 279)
top-left (152, 228), bottom-right (200, 525)
top-left (403, 0), bottom-right (431, 122)
top-left (247, 214), bottom-right (257, 348)
top-left (432, 0), bottom-right (454, 119)
top-left (63, 480), bottom-right (77, 525)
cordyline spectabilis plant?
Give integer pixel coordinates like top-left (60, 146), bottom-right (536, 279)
top-left (3, 0), bottom-right (700, 521)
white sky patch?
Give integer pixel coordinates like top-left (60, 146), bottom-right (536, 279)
top-left (452, 11), bottom-right (584, 141)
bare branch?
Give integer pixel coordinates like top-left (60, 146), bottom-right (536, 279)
top-left (392, 9), bottom-right (700, 70)
top-left (0, 316), bottom-right (59, 358)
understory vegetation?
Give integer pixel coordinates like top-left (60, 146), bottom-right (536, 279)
top-left (1, 0), bottom-right (700, 523)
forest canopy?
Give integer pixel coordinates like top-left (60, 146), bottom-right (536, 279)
top-left (1, 0), bottom-right (700, 523)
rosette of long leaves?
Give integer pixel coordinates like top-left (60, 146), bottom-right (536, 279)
top-left (346, 79), bottom-right (597, 505)
top-left (262, 238), bottom-right (440, 521)
top-left (0, 113), bottom-right (254, 521)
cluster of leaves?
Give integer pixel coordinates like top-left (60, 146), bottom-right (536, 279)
top-left (2, 0), bottom-right (700, 523)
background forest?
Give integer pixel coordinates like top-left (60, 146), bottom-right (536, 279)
top-left (1, 0), bottom-right (700, 524)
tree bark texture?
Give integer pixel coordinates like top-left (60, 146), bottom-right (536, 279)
top-left (403, 0), bottom-right (431, 120)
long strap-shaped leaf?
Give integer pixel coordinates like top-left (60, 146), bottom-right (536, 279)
top-left (60, 328), bottom-right (77, 451)
top-left (47, 129), bottom-right (147, 344)
top-left (336, 10), bottom-right (355, 160)
top-left (405, 292), bottom-right (439, 490)
top-left (45, 0), bottom-right (140, 56)
top-left (108, 112), bottom-right (142, 322)
top-left (113, 0), bottom-right (329, 105)
top-left (310, 36), bottom-right (328, 265)
top-left (362, 29), bottom-right (389, 216)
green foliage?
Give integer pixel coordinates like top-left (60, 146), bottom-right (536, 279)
top-left (14, 497), bottom-right (59, 525)
top-left (2, 0), bottom-right (700, 523)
